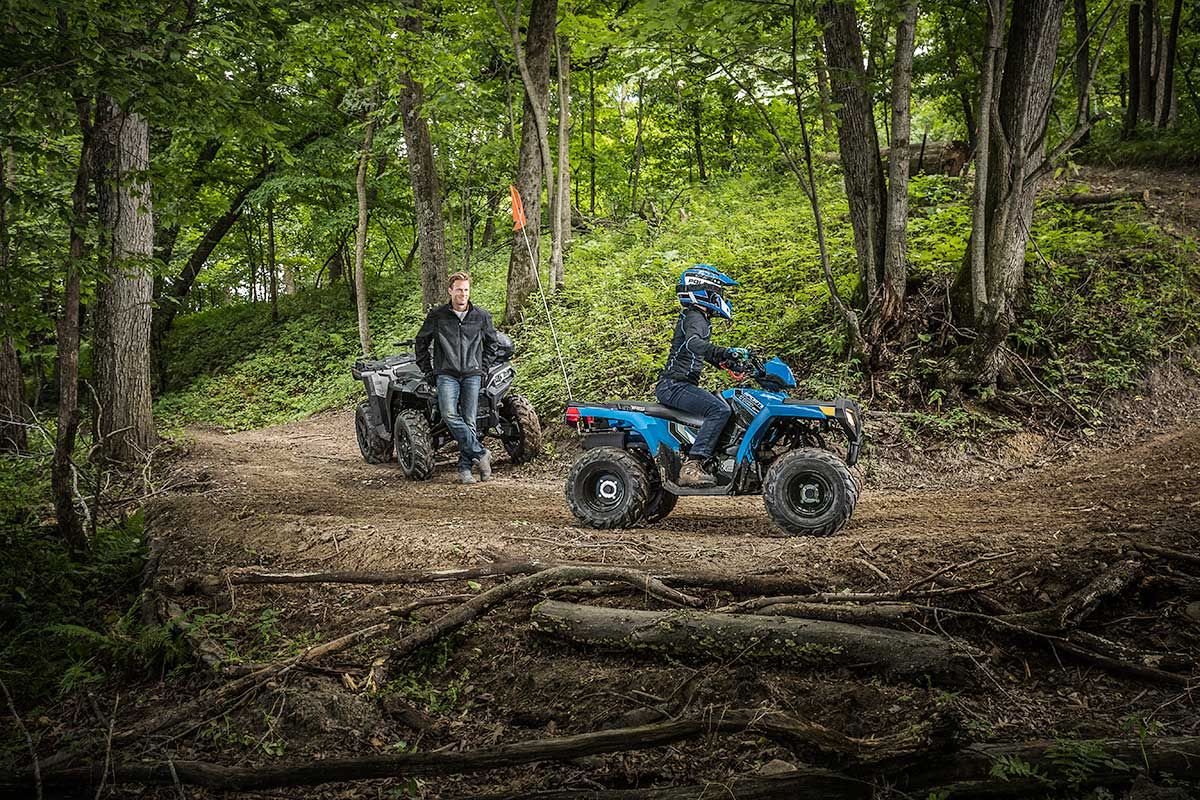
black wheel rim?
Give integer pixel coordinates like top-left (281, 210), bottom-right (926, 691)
top-left (785, 470), bottom-right (834, 518)
top-left (395, 424), bottom-right (414, 471)
top-left (582, 467), bottom-right (626, 513)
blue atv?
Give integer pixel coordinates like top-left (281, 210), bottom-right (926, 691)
top-left (562, 352), bottom-right (863, 536)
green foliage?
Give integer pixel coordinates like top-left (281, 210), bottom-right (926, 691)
top-left (378, 635), bottom-right (474, 716)
top-left (0, 452), bottom-right (179, 708)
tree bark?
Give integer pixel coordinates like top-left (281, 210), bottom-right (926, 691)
top-left (1138, 0), bottom-right (1155, 121)
top-left (1157, 0), bottom-right (1182, 126)
top-left (814, 44), bottom-right (835, 135)
top-left (878, 0), bottom-right (918, 335)
top-left (53, 97), bottom-right (92, 553)
top-left (818, 0), bottom-right (887, 309)
top-left (499, 0), bottom-right (557, 324)
top-left (1073, 0), bottom-right (1092, 147)
top-left (353, 91), bottom-right (377, 357)
top-left (1124, 1), bottom-right (1142, 137)
top-left (533, 601), bottom-right (977, 684)
top-left (966, 0), bottom-right (1005, 322)
top-left (629, 78), bottom-right (644, 214)
top-left (0, 145), bottom-right (26, 453)
top-left (690, 98), bottom-right (707, 181)
top-left (397, 2), bottom-right (448, 311)
top-left (554, 32), bottom-right (571, 287)
top-left (970, 0), bottom-right (1067, 386)
top-left (589, 67), bottom-right (596, 216)
top-left (93, 96), bottom-right (155, 464)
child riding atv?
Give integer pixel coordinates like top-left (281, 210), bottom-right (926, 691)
top-left (656, 265), bottom-right (749, 487)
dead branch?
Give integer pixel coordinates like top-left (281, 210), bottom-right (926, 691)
top-left (1003, 559), bottom-right (1142, 632)
top-left (754, 601), bottom-right (918, 627)
top-left (532, 601), bottom-right (978, 684)
top-left (898, 551), bottom-right (1015, 596)
top-left (170, 559), bottom-right (817, 598)
top-left (370, 566), bottom-right (702, 687)
top-left (455, 769), bottom-right (867, 799)
top-left (1129, 542), bottom-right (1200, 570)
top-left (138, 536), bottom-right (166, 628)
top-left (3, 707), bottom-right (940, 795)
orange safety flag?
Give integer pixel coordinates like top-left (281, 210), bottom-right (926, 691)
top-left (510, 184), bottom-right (527, 231)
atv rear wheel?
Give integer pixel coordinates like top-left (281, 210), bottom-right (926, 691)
top-left (763, 448), bottom-right (857, 536)
top-left (393, 409), bottom-right (435, 480)
top-left (500, 394), bottom-right (543, 464)
top-left (632, 451), bottom-right (677, 524)
top-left (355, 402), bottom-right (393, 464)
top-left (565, 447), bottom-right (651, 529)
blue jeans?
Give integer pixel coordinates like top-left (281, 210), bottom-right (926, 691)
top-left (437, 375), bottom-right (486, 469)
top-left (655, 378), bottom-right (731, 461)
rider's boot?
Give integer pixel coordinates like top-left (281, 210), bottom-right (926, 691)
top-left (677, 457), bottom-right (716, 488)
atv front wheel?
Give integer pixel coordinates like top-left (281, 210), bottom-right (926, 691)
top-left (393, 409), bottom-right (435, 480)
top-left (355, 402), bottom-right (393, 464)
top-left (763, 448), bottom-right (857, 536)
top-left (500, 394), bottom-right (543, 464)
top-left (565, 447), bottom-right (651, 529)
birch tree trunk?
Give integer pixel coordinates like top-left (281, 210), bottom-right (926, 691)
top-left (1125, 1), bottom-right (1142, 137)
top-left (353, 97), bottom-right (377, 358)
top-left (967, 0), bottom-right (1007, 322)
top-left (878, 0), bottom-right (918, 335)
top-left (398, 2), bottom-right (449, 311)
top-left (94, 96), bottom-right (156, 464)
top-left (498, 0), bottom-right (556, 324)
top-left (553, 32), bottom-right (571, 289)
top-left (1157, 0), bottom-right (1182, 127)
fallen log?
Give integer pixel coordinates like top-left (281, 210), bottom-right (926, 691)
top-left (754, 601), bottom-right (917, 626)
top-left (1053, 189), bottom-right (1150, 206)
top-left (0, 708), bottom-right (931, 795)
top-left (531, 601), bottom-right (978, 684)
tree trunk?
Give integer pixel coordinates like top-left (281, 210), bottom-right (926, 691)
top-left (589, 67), bottom-right (596, 216)
top-left (966, 0), bottom-right (1007, 323)
top-left (554, 33), bottom-right (571, 288)
top-left (353, 94), bottom-right (377, 357)
top-left (878, 0), bottom-right (918, 336)
top-left (53, 98), bottom-right (92, 554)
top-left (1138, 0), bottom-right (1154, 121)
top-left (500, 0), bottom-right (556, 324)
top-left (0, 145), bottom-right (26, 453)
top-left (1157, 0), bottom-right (1182, 127)
top-left (482, 190), bottom-right (500, 247)
top-left (814, 45), bottom-right (835, 136)
top-left (532, 601), bottom-right (976, 684)
top-left (93, 96), bottom-right (155, 464)
top-left (690, 99), bottom-right (707, 181)
top-left (629, 78), bottom-right (644, 213)
top-left (398, 2), bottom-right (449, 311)
top-left (266, 198), bottom-right (278, 320)
top-left (1073, 0), bottom-right (1092, 147)
top-left (818, 0), bottom-right (887, 308)
top-left (971, 0), bottom-right (1068, 386)
top-left (1124, 2), bottom-right (1141, 137)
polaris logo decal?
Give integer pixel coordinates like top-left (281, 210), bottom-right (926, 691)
top-left (737, 394), bottom-right (763, 414)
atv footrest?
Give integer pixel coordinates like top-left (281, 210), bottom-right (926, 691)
top-left (663, 480), bottom-right (735, 497)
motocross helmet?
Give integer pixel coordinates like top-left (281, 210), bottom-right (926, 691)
top-left (677, 264), bottom-right (737, 320)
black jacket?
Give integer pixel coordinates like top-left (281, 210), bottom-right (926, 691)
top-left (415, 303), bottom-right (502, 379)
top-left (657, 307), bottom-right (732, 385)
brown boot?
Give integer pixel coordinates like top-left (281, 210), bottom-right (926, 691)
top-left (677, 458), bottom-right (715, 488)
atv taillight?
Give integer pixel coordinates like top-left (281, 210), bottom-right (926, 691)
top-left (565, 406), bottom-right (580, 423)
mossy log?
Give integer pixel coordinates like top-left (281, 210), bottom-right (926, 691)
top-left (531, 601), bottom-right (978, 684)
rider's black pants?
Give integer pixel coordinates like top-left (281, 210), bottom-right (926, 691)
top-left (655, 378), bottom-right (731, 461)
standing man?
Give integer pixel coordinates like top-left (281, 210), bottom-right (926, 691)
top-left (656, 265), bottom-right (748, 487)
top-left (416, 272), bottom-right (502, 484)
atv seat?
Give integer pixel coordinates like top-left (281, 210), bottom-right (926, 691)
top-left (583, 401), bottom-right (707, 429)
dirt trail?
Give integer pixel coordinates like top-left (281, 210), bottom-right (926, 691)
top-left (160, 405), bottom-right (1199, 585)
